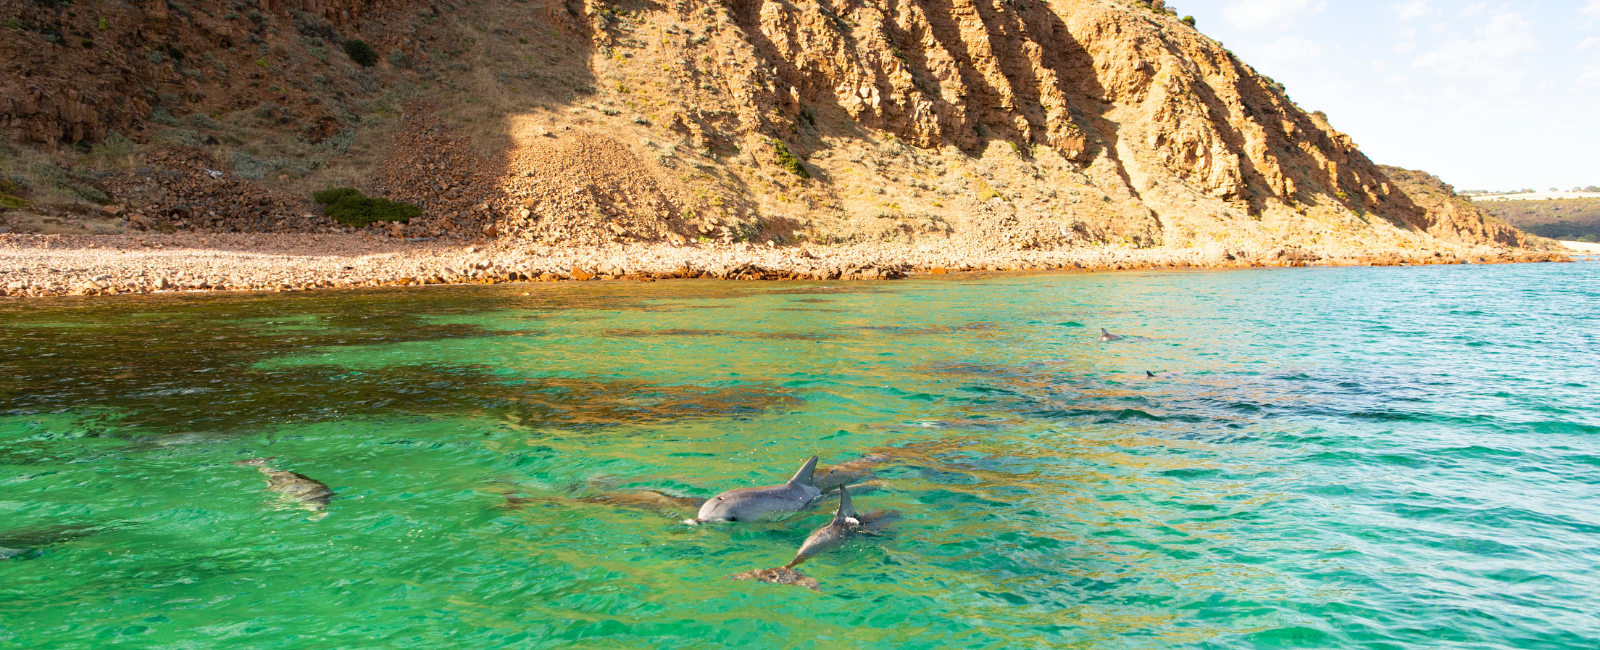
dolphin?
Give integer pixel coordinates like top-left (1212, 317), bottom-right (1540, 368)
top-left (783, 485), bottom-right (900, 568)
top-left (786, 484), bottom-right (864, 568)
top-left (503, 490), bottom-right (705, 517)
top-left (233, 457), bottom-right (334, 511)
top-left (691, 456), bottom-right (823, 524)
top-left (1146, 371), bottom-right (1157, 378)
top-left (814, 454), bottom-right (889, 493)
top-left (1099, 328), bottom-right (1124, 341)
top-left (0, 524), bottom-right (105, 561)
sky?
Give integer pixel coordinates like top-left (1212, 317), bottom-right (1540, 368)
top-left (1171, 1), bottom-right (1598, 191)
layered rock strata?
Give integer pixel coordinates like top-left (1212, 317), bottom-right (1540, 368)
top-left (0, 0), bottom-right (1550, 258)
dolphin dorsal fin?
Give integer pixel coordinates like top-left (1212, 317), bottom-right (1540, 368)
top-left (833, 484), bottom-right (856, 523)
top-left (788, 455), bottom-right (819, 487)
top-left (1101, 328), bottom-right (1111, 336)
top-left (1146, 371), bottom-right (1156, 378)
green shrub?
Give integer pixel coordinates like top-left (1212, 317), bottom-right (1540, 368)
top-left (771, 139), bottom-right (810, 179)
top-left (28, 162), bottom-right (109, 204)
top-left (313, 187), bottom-right (419, 227)
top-left (0, 178), bottom-right (29, 210)
top-left (1182, 15), bottom-right (1196, 27)
top-left (186, 112), bottom-right (222, 130)
top-left (150, 106), bottom-right (180, 126)
top-left (97, 131), bottom-right (134, 157)
top-left (343, 39), bottom-right (378, 67)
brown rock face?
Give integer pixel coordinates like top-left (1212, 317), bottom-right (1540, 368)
top-left (0, 0), bottom-right (1537, 255)
top-left (0, 0), bottom-right (422, 146)
top-left (1378, 166), bottom-right (1528, 248)
top-left (707, 0), bottom-right (1435, 247)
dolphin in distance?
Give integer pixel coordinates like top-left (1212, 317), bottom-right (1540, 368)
top-left (1099, 328), bottom-right (1124, 341)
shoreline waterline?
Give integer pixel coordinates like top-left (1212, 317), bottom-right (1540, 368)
top-left (0, 232), bottom-right (1572, 298)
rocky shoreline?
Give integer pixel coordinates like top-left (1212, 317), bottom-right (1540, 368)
top-left (0, 232), bottom-right (1574, 299)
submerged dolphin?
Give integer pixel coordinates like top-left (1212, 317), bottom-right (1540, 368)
top-left (1099, 328), bottom-right (1124, 342)
top-left (814, 454), bottom-right (889, 493)
top-left (233, 457), bottom-right (334, 511)
top-left (0, 524), bottom-right (103, 561)
top-left (691, 456), bottom-right (822, 524)
top-left (503, 490), bottom-right (705, 517)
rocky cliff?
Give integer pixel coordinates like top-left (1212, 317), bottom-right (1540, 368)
top-left (0, 0), bottom-right (1544, 256)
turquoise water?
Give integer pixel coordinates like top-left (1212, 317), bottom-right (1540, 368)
top-left (2, 264), bottom-right (1598, 648)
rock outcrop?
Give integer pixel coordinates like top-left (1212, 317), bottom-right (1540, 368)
top-left (0, 0), bottom-right (1544, 256)
top-left (1378, 166), bottom-right (1528, 248)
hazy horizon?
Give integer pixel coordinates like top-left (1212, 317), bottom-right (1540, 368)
top-left (1176, 0), bottom-right (1597, 192)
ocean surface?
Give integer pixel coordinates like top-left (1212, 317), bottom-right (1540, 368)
top-left (2, 262), bottom-right (1597, 649)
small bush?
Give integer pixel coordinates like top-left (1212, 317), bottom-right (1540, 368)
top-left (321, 128), bottom-right (357, 155)
top-left (0, 178), bottom-right (29, 210)
top-left (1182, 15), bottom-right (1196, 27)
top-left (29, 162), bottom-right (109, 204)
top-left (153, 128), bottom-right (204, 147)
top-left (343, 39), bottom-right (378, 67)
top-left (386, 49), bottom-right (411, 68)
top-left (149, 106), bottom-right (180, 126)
top-left (186, 112), bottom-right (221, 130)
top-left (97, 131), bottom-right (134, 157)
top-left (771, 139), bottom-right (810, 179)
top-left (313, 187), bottom-right (420, 227)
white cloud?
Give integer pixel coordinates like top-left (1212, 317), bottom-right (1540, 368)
top-left (1578, 62), bottom-right (1600, 87)
top-left (1461, 3), bottom-right (1489, 18)
top-left (1582, 37), bottom-right (1599, 50)
top-left (1412, 10), bottom-right (1538, 81)
top-left (1248, 35), bottom-right (1324, 64)
top-left (1222, 0), bottom-right (1326, 30)
top-left (1395, 0), bottom-right (1432, 20)
top-left (1582, 1), bottom-right (1600, 19)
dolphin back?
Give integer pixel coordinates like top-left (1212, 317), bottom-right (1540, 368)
top-left (833, 485), bottom-right (856, 524)
top-left (788, 455), bottom-right (820, 487)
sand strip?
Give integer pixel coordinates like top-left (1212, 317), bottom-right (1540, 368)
top-left (0, 233), bottom-right (1572, 298)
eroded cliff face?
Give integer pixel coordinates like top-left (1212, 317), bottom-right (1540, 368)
top-left (0, 0), bottom-right (1536, 255)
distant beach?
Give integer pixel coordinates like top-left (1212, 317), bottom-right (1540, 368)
top-left (0, 232), bottom-right (1571, 299)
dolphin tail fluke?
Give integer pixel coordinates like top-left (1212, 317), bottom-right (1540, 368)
top-left (833, 484), bottom-right (857, 523)
top-left (789, 455), bottom-right (820, 487)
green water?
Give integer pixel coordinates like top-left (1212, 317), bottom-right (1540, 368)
top-left (2, 265), bottom-right (1598, 648)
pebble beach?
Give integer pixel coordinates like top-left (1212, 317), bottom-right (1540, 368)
top-left (0, 232), bottom-right (1574, 298)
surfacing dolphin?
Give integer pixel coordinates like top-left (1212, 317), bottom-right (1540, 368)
top-left (690, 456), bottom-right (823, 524)
top-left (233, 457), bottom-right (335, 512)
top-left (786, 485), bottom-right (901, 569)
top-left (788, 484), bottom-right (863, 568)
top-left (1099, 328), bottom-right (1124, 342)
top-left (730, 485), bottom-right (902, 591)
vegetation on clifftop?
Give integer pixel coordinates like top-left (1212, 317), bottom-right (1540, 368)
top-left (1479, 198), bottom-right (1600, 242)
